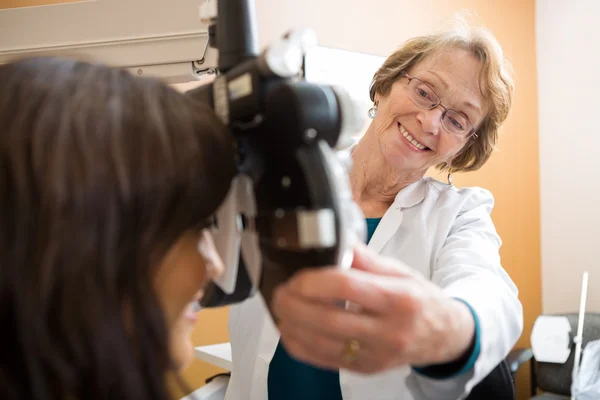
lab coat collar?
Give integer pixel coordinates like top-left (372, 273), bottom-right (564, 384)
top-left (392, 178), bottom-right (427, 210)
top-left (367, 179), bottom-right (427, 254)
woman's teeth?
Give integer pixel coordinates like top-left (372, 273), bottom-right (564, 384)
top-left (399, 124), bottom-right (427, 150)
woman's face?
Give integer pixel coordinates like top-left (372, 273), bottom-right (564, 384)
top-left (154, 229), bottom-right (224, 369)
top-left (372, 48), bottom-right (487, 175)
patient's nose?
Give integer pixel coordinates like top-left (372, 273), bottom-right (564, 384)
top-left (198, 229), bottom-right (224, 279)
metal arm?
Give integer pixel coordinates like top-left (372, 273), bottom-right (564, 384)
top-left (186, 0), bottom-right (366, 315)
top-left (1, 0), bottom-right (368, 318)
top-left (0, 0), bottom-right (218, 83)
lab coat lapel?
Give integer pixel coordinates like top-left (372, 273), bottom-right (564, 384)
top-left (367, 179), bottom-right (426, 254)
top-left (250, 296), bottom-right (280, 400)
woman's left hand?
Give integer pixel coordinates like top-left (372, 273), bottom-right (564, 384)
top-left (271, 243), bottom-right (475, 374)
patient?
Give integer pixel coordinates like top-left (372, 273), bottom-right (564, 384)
top-left (0, 57), bottom-right (236, 400)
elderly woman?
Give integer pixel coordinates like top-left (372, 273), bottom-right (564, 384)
top-left (224, 17), bottom-right (523, 400)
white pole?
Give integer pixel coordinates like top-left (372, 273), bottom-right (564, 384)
top-left (571, 271), bottom-right (589, 400)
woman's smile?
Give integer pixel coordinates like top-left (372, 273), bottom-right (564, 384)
top-left (398, 122), bottom-right (431, 152)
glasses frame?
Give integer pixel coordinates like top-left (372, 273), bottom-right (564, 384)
top-left (401, 71), bottom-right (478, 140)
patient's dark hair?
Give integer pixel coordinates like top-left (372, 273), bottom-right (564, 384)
top-left (0, 57), bottom-right (236, 400)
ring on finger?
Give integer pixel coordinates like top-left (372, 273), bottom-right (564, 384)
top-left (342, 339), bottom-right (361, 364)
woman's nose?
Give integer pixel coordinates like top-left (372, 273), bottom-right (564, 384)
top-left (417, 107), bottom-right (444, 136)
top-left (197, 230), bottom-right (225, 279)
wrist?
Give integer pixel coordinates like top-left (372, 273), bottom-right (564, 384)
top-left (412, 298), bottom-right (480, 379)
top-left (447, 299), bottom-right (476, 362)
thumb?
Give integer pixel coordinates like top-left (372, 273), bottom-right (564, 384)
top-left (351, 242), bottom-right (415, 278)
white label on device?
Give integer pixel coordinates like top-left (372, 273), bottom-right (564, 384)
top-left (298, 209), bottom-right (336, 248)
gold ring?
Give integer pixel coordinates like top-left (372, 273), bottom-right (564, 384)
top-left (342, 339), bottom-right (361, 364)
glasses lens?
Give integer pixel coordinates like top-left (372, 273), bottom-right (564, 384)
top-left (443, 110), bottom-right (470, 137)
top-left (408, 79), bottom-right (439, 109)
top-left (406, 77), bottom-right (474, 139)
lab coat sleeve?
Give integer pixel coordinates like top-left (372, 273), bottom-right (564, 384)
top-left (405, 187), bottom-right (524, 400)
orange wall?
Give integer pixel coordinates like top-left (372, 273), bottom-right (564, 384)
top-left (1, 1), bottom-right (541, 399)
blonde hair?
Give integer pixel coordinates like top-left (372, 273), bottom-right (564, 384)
top-left (369, 13), bottom-right (515, 173)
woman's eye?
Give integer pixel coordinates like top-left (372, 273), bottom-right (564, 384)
top-left (449, 117), bottom-right (464, 130)
top-left (417, 88), bottom-right (430, 98)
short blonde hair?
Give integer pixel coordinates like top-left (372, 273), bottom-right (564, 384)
top-left (369, 13), bottom-right (515, 173)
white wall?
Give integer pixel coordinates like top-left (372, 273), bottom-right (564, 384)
top-left (537, 0), bottom-right (600, 314)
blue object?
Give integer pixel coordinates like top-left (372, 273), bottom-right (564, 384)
top-left (365, 217), bottom-right (381, 243)
top-left (267, 343), bottom-right (344, 400)
top-left (267, 218), bottom-right (382, 400)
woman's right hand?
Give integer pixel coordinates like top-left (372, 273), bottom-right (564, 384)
top-left (271, 243), bottom-right (476, 374)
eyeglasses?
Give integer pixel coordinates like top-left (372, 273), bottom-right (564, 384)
top-left (401, 71), bottom-right (477, 140)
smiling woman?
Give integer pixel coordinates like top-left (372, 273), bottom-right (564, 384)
top-left (367, 48), bottom-right (487, 181)
top-left (225, 14), bottom-right (522, 400)
top-left (368, 31), bottom-right (512, 177)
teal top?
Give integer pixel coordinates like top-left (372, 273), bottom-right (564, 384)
top-left (267, 217), bottom-right (480, 400)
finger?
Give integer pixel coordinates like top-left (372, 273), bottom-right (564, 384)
top-left (278, 321), bottom-right (352, 371)
top-left (285, 265), bottom-right (423, 316)
top-left (272, 284), bottom-right (380, 341)
top-left (279, 322), bottom-right (385, 374)
top-left (283, 268), bottom-right (393, 315)
top-left (351, 242), bottom-right (417, 278)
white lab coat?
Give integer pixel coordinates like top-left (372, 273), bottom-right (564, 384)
top-left (225, 177), bottom-right (523, 400)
